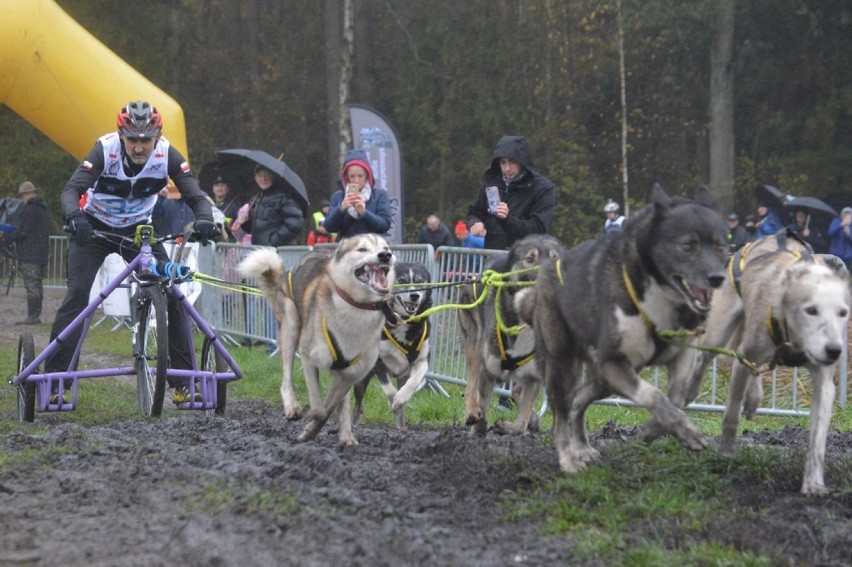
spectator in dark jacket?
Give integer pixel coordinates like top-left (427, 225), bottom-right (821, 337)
top-left (466, 135), bottom-right (555, 250)
top-left (323, 149), bottom-right (393, 239)
top-left (726, 213), bottom-right (749, 253)
top-left (239, 164), bottom-right (304, 246)
top-left (416, 215), bottom-right (454, 249)
top-left (1, 181), bottom-right (50, 324)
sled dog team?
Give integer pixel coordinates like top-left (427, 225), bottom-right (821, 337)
top-left (240, 185), bottom-right (850, 496)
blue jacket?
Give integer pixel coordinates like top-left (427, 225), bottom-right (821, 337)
top-left (755, 208), bottom-right (783, 237)
top-left (828, 217), bottom-right (852, 262)
top-left (324, 186), bottom-right (392, 238)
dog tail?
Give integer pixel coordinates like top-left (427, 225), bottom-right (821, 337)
top-left (238, 247), bottom-right (287, 303)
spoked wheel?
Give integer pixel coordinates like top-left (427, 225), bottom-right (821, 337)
top-left (134, 288), bottom-right (169, 417)
top-left (200, 337), bottom-right (227, 416)
top-left (16, 332), bottom-right (36, 422)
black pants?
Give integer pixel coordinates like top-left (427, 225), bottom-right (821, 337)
top-left (46, 226), bottom-right (192, 386)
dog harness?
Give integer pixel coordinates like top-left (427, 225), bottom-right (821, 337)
top-left (469, 281), bottom-right (535, 370)
top-left (381, 320), bottom-right (430, 364)
top-left (321, 316), bottom-right (368, 370)
top-left (317, 285), bottom-right (397, 371)
top-left (727, 229), bottom-right (813, 296)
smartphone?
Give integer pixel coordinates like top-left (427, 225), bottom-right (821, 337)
top-left (485, 186), bottom-right (501, 214)
top-left (347, 183), bottom-right (360, 193)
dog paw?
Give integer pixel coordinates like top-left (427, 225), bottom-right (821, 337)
top-left (297, 421), bottom-right (322, 443)
top-left (557, 449), bottom-right (588, 473)
top-left (674, 423), bottom-right (710, 452)
top-left (801, 481), bottom-right (828, 496)
top-left (283, 404), bottom-right (303, 421)
top-left (718, 438), bottom-right (737, 457)
top-left (338, 434), bottom-right (359, 447)
top-left (573, 444), bottom-right (601, 464)
top-left (465, 412), bottom-right (483, 427)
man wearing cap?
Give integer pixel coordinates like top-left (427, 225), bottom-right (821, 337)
top-left (1, 181), bottom-right (50, 324)
top-left (209, 175), bottom-right (243, 242)
top-left (726, 212), bottom-right (748, 254)
top-left (466, 135), bottom-right (555, 250)
top-left (828, 207), bottom-right (852, 270)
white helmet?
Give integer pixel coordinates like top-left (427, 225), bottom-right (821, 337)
top-left (604, 199), bottom-right (620, 213)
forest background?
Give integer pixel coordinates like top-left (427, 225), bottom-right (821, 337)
top-left (1, 0), bottom-right (849, 245)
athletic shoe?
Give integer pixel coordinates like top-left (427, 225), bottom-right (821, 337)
top-left (172, 385), bottom-right (202, 404)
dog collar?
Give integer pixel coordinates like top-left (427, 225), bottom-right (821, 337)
top-left (334, 284), bottom-right (397, 324)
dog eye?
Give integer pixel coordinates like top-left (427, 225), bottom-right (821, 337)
top-left (805, 306), bottom-right (818, 316)
top-left (839, 309), bottom-right (849, 318)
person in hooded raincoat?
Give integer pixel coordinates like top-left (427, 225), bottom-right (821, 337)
top-left (465, 135), bottom-right (555, 250)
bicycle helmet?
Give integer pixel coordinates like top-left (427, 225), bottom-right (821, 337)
top-left (116, 101), bottom-right (163, 138)
top-left (604, 199), bottom-right (620, 213)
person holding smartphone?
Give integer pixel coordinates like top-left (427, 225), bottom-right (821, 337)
top-left (323, 149), bottom-right (392, 239)
top-left (465, 135), bottom-right (555, 250)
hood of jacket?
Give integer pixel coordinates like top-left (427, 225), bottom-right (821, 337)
top-left (340, 148), bottom-right (375, 187)
top-left (486, 136), bottom-right (537, 176)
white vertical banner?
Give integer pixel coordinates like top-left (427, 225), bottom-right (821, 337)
top-left (349, 104), bottom-right (404, 243)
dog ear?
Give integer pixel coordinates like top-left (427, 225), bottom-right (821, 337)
top-left (650, 183), bottom-right (673, 209)
top-left (693, 185), bottom-right (721, 212)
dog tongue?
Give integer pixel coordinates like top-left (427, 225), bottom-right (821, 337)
top-left (690, 284), bottom-right (712, 310)
top-left (370, 265), bottom-right (388, 291)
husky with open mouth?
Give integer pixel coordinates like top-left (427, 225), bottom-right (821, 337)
top-left (353, 261), bottom-right (433, 428)
top-left (239, 234), bottom-right (396, 445)
top-left (528, 184), bottom-right (728, 473)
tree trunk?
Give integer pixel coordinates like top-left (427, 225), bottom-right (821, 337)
top-left (338, 0), bottom-right (354, 166)
top-left (325, 0), bottom-right (341, 181)
top-left (617, 0), bottom-right (629, 216)
top-left (709, 0), bottom-right (735, 211)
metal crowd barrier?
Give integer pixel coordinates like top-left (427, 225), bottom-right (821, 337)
top-left (34, 236), bottom-right (847, 416)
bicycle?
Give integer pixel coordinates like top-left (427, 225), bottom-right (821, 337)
top-left (11, 224), bottom-right (242, 421)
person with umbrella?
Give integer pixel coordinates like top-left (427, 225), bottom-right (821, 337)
top-left (755, 201), bottom-right (785, 237)
top-left (787, 206), bottom-right (828, 253)
top-left (233, 164), bottom-right (304, 246)
top-left (323, 149), bottom-right (392, 239)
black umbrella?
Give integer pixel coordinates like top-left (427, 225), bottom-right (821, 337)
top-left (199, 149), bottom-right (310, 211)
top-left (754, 184), bottom-right (788, 208)
top-left (783, 195), bottom-right (837, 219)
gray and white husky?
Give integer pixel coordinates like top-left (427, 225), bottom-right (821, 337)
top-left (239, 234), bottom-right (396, 446)
top-left (526, 184), bottom-right (728, 473)
top-left (353, 261), bottom-right (433, 428)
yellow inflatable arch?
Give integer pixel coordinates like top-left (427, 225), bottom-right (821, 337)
top-left (0, 0), bottom-right (187, 159)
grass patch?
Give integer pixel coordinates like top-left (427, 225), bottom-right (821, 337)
top-left (503, 437), bottom-right (814, 565)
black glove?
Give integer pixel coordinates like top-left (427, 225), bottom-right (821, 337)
top-left (189, 219), bottom-right (220, 245)
top-left (66, 212), bottom-right (93, 246)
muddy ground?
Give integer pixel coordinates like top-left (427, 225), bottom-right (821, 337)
top-left (1, 287), bottom-right (851, 566)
